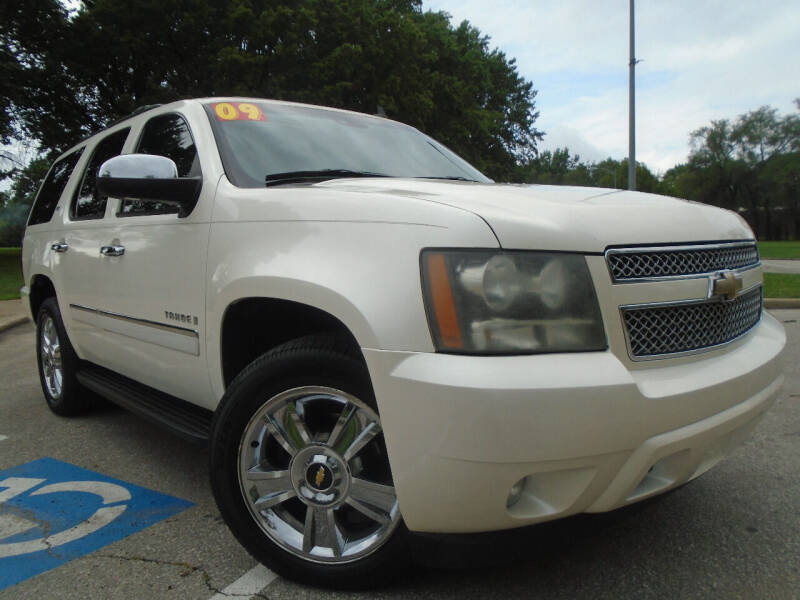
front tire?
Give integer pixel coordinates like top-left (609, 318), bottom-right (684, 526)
top-left (209, 334), bottom-right (409, 588)
top-left (36, 297), bottom-right (91, 416)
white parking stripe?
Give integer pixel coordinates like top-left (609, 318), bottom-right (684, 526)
top-left (208, 564), bottom-right (278, 599)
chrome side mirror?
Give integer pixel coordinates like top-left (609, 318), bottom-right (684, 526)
top-left (98, 153), bottom-right (179, 179)
top-left (97, 154), bottom-right (202, 218)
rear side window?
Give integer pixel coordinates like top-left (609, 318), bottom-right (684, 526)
top-left (28, 148), bottom-right (84, 226)
top-left (71, 128), bottom-right (130, 220)
top-left (119, 113), bottom-right (200, 217)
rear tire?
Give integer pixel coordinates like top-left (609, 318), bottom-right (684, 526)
top-left (210, 333), bottom-right (409, 589)
top-left (36, 297), bottom-right (92, 416)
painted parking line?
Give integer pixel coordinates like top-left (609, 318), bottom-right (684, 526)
top-left (209, 563), bottom-right (279, 600)
top-left (0, 458), bottom-right (192, 591)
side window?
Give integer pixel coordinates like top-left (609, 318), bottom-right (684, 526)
top-left (71, 128), bottom-right (130, 220)
top-left (119, 113), bottom-right (200, 216)
top-left (28, 148), bottom-right (84, 226)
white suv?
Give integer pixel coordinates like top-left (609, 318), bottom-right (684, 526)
top-left (21, 98), bottom-right (785, 587)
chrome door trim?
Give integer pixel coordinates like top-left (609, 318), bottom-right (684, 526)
top-left (70, 303), bottom-right (98, 327)
top-left (69, 304), bottom-right (199, 355)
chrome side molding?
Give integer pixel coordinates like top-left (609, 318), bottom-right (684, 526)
top-left (70, 304), bottom-right (199, 356)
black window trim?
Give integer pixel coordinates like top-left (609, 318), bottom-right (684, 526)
top-left (116, 111), bottom-right (201, 219)
top-left (69, 126), bottom-right (131, 222)
top-left (27, 146), bottom-right (86, 227)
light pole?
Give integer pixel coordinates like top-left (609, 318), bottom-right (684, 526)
top-left (628, 0), bottom-right (637, 191)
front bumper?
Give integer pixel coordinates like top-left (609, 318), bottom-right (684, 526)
top-left (363, 313), bottom-right (785, 533)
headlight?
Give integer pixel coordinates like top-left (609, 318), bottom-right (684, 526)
top-left (421, 250), bottom-right (607, 354)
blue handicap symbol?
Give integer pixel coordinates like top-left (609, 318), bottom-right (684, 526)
top-left (0, 457), bottom-right (193, 591)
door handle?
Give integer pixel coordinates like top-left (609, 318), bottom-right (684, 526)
top-left (51, 242), bottom-right (69, 253)
top-left (100, 245), bottom-right (125, 257)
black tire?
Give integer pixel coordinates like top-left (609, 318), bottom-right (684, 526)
top-left (210, 333), bottom-right (410, 589)
top-left (36, 297), bottom-right (92, 416)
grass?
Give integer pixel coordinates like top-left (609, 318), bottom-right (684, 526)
top-left (758, 241), bottom-right (800, 259)
top-left (0, 247), bottom-right (23, 301)
top-left (763, 273), bottom-right (800, 299)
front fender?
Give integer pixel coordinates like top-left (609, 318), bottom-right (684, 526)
top-left (205, 215), bottom-right (497, 400)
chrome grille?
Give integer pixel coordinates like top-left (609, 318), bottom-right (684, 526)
top-left (607, 242), bottom-right (759, 281)
top-left (622, 286), bottom-right (762, 359)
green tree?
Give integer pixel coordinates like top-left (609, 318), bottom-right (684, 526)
top-left (658, 163), bottom-right (692, 199)
top-left (5, 157), bottom-right (50, 208)
top-left (584, 158), bottom-right (658, 193)
top-left (0, 203), bottom-right (30, 246)
top-left (4, 0), bottom-right (542, 181)
top-left (615, 159), bottom-right (660, 193)
top-left (587, 158), bottom-right (623, 189)
top-left (683, 101), bottom-right (800, 238)
top-left (685, 119), bottom-right (747, 210)
top-left (0, 1), bottom-right (72, 145)
top-left (0, 157), bottom-right (49, 246)
top-left (524, 148), bottom-right (582, 184)
top-left (731, 104), bottom-right (800, 237)
top-left (523, 151), bottom-right (661, 193)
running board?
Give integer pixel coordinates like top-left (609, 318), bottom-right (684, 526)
top-left (76, 364), bottom-right (213, 443)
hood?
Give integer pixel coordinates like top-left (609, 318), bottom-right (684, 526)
top-left (315, 179), bottom-right (753, 252)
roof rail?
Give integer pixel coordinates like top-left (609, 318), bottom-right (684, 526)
top-left (103, 103), bottom-right (163, 130)
top-left (78, 103), bottom-right (164, 145)
top-left (128, 103), bottom-right (163, 117)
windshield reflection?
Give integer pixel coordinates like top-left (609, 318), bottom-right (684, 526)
top-left (204, 102), bottom-right (490, 188)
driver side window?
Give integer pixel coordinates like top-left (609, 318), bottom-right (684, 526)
top-left (119, 113), bottom-right (200, 216)
top-left (71, 127), bottom-right (130, 220)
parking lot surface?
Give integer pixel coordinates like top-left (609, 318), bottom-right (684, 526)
top-left (1, 312), bottom-right (798, 599)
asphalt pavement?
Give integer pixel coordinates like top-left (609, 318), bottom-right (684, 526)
top-left (0, 314), bottom-right (798, 599)
top-left (0, 299), bottom-right (28, 334)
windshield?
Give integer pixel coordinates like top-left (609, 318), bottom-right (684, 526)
top-left (203, 101), bottom-right (491, 187)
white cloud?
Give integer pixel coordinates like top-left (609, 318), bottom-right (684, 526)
top-left (424, 0), bottom-right (800, 173)
top-left (539, 125), bottom-right (608, 164)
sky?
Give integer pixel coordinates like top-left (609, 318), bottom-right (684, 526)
top-left (423, 0), bottom-right (800, 174)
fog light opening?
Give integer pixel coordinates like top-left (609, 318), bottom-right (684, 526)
top-left (506, 477), bottom-right (527, 508)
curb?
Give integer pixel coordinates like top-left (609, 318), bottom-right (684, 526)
top-left (0, 316), bottom-right (30, 334)
top-left (764, 298), bottom-right (800, 309)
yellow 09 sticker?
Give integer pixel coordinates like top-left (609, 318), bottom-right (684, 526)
top-left (212, 102), bottom-right (267, 122)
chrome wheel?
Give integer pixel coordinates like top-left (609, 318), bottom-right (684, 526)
top-left (40, 314), bottom-right (63, 399)
top-left (237, 386), bottom-right (400, 564)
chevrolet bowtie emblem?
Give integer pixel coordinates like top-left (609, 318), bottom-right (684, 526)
top-left (315, 466), bottom-right (326, 488)
top-left (712, 271), bottom-right (744, 300)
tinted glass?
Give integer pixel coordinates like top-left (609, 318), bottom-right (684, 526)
top-left (120, 113), bottom-right (200, 216)
top-left (28, 149), bottom-right (84, 226)
top-left (72, 128), bottom-right (129, 220)
top-left (203, 102), bottom-right (490, 188)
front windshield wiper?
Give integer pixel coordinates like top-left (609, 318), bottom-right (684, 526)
top-left (265, 169), bottom-right (390, 187)
top-left (413, 176), bottom-right (479, 182)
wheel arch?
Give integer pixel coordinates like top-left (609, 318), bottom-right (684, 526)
top-left (29, 273), bottom-right (57, 320)
top-left (219, 296), bottom-right (369, 388)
